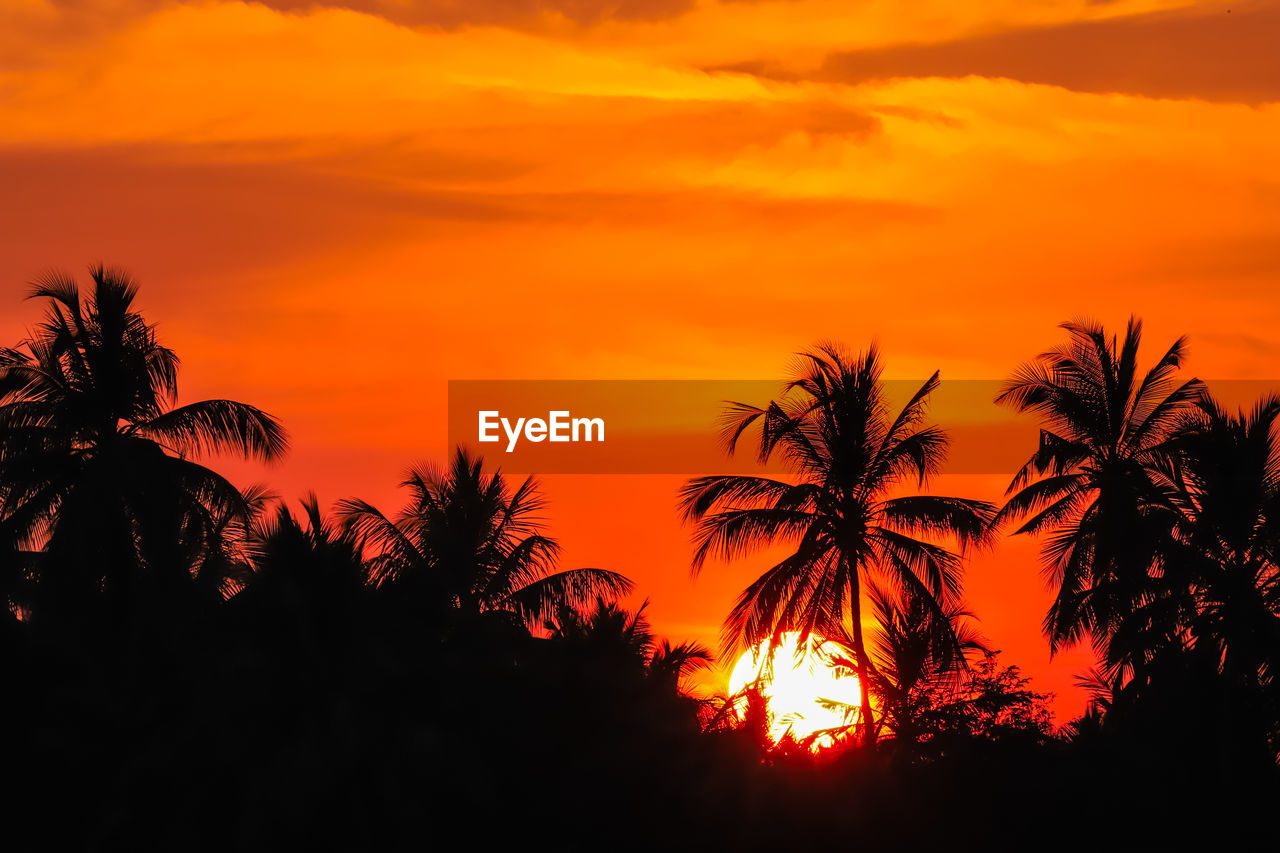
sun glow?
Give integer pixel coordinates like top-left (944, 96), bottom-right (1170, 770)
top-left (728, 631), bottom-right (863, 749)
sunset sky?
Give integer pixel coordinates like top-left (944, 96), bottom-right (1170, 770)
top-left (3, 0), bottom-right (1278, 718)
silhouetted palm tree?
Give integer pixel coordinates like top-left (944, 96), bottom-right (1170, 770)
top-left (546, 596), bottom-right (655, 674)
top-left (857, 583), bottom-right (987, 746)
top-left (648, 638), bottom-right (715, 697)
top-left (1164, 395), bottom-right (1280, 724)
top-left (338, 448), bottom-right (631, 628)
top-left (192, 484), bottom-right (275, 601)
top-left (681, 343), bottom-right (995, 745)
top-left (237, 495), bottom-right (373, 621)
top-left (0, 267), bottom-right (287, 619)
top-left (546, 596), bottom-right (712, 695)
top-left (995, 317), bottom-right (1205, 685)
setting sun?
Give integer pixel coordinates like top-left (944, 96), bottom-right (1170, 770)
top-left (728, 631), bottom-right (864, 749)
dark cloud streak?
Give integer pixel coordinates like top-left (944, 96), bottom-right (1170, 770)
top-left (44, 0), bottom-right (696, 28)
top-left (722, 1), bottom-right (1280, 104)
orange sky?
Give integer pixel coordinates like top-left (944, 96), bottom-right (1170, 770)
top-left (3, 0), bottom-right (1279, 721)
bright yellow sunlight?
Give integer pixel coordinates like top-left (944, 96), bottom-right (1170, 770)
top-left (728, 631), bottom-right (864, 749)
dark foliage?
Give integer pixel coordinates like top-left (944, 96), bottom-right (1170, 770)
top-left (3, 284), bottom-right (1278, 851)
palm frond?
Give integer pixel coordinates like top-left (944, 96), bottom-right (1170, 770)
top-left (137, 399), bottom-right (288, 461)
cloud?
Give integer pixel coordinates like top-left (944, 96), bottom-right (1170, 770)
top-left (736, 1), bottom-right (1280, 104)
top-left (262, 0), bottom-right (696, 27)
top-left (0, 143), bottom-right (521, 292)
top-left (0, 0), bottom-right (702, 71)
top-left (38, 0), bottom-right (697, 29)
top-left (0, 137), bottom-right (929, 296)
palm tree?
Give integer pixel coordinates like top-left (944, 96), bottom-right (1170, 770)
top-left (545, 596), bottom-right (655, 677)
top-left (545, 596), bottom-right (713, 696)
top-left (680, 343), bottom-right (995, 746)
top-left (857, 582), bottom-right (987, 747)
top-left (0, 267), bottom-right (287, 619)
top-left (1164, 394), bottom-right (1280, 728)
top-left (647, 638), bottom-right (715, 697)
top-left (235, 495), bottom-right (373, 630)
top-left (995, 317), bottom-right (1205, 685)
top-left (338, 447), bottom-right (632, 629)
top-left (189, 483), bottom-right (275, 601)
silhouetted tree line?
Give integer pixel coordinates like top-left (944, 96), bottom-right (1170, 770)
top-left (2, 269), bottom-right (1277, 851)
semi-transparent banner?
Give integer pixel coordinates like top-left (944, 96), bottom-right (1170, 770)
top-left (446, 379), bottom-right (1277, 475)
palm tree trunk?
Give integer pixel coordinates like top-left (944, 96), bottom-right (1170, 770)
top-left (850, 612), bottom-right (877, 748)
top-left (847, 561), bottom-right (877, 748)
